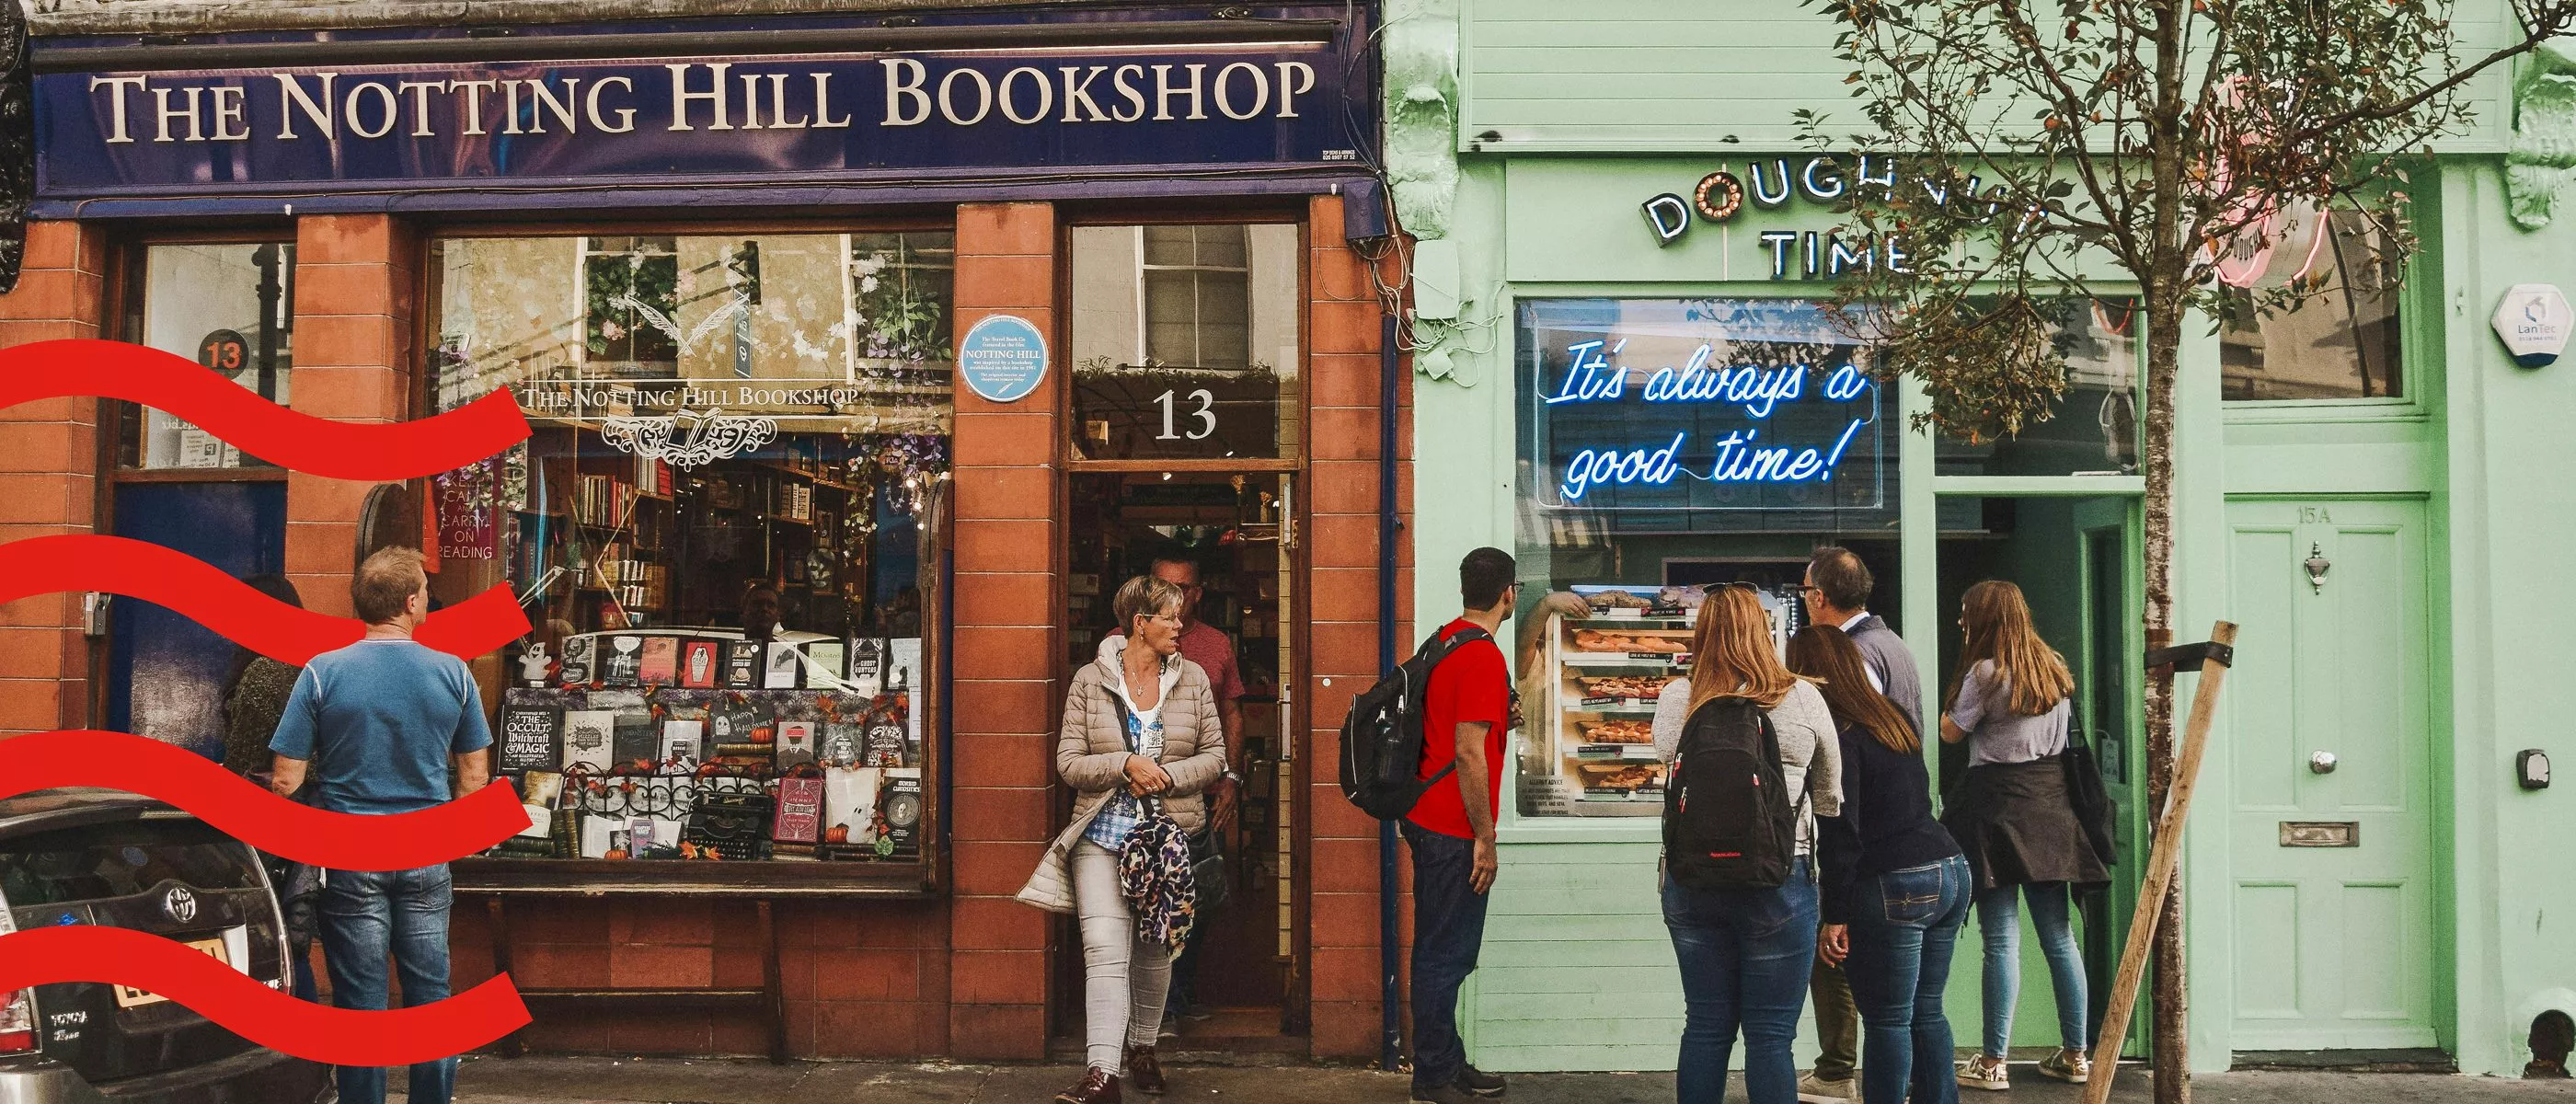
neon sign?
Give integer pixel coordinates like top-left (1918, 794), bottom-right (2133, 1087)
top-left (1523, 299), bottom-right (1885, 512)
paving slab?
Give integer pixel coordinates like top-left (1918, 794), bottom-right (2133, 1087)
top-left (402, 1055), bottom-right (2576, 1104)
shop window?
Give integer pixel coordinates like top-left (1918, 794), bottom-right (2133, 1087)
top-left (1511, 298), bottom-right (1901, 820)
top-left (2221, 213), bottom-right (2404, 401)
top-left (118, 242), bottom-right (294, 469)
top-left (1932, 299), bottom-right (2141, 477)
top-left (1070, 223), bottom-right (1301, 461)
top-left (428, 230), bottom-right (954, 868)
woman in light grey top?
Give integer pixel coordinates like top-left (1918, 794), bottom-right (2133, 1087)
top-left (1946, 659), bottom-right (2069, 767)
top-left (1653, 672), bottom-right (1842, 852)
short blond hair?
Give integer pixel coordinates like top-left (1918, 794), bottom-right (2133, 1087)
top-left (352, 546), bottom-right (428, 625)
top-left (1112, 575), bottom-right (1186, 636)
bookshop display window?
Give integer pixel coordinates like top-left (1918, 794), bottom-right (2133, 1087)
top-left (429, 230), bottom-right (954, 868)
top-left (119, 241), bottom-right (295, 469)
top-left (1510, 298), bottom-right (1894, 820)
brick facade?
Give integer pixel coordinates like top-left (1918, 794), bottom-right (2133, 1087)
top-left (0, 222), bottom-right (110, 736)
top-left (1301, 195), bottom-right (1413, 1059)
top-left (285, 214), bottom-right (420, 619)
top-left (945, 201), bottom-right (1063, 1060)
top-left (0, 199), bottom-right (1409, 1063)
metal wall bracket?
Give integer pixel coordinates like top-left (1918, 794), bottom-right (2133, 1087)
top-left (2146, 640), bottom-right (2235, 671)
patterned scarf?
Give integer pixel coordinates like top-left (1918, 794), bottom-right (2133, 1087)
top-left (1118, 799), bottom-right (1200, 949)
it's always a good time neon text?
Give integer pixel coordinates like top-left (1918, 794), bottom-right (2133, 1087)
top-left (1547, 339), bottom-right (1873, 503)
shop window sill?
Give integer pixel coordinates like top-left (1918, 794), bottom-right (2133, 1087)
top-left (452, 856), bottom-right (937, 897)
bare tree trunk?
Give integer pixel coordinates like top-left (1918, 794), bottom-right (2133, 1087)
top-left (2140, 300), bottom-right (2186, 1104)
top-left (2143, 6), bottom-right (2190, 1097)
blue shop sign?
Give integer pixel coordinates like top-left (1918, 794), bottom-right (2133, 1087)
top-left (1522, 299), bottom-right (1886, 513)
top-left (34, 10), bottom-right (1369, 205)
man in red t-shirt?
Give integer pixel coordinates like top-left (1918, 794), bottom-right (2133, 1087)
top-left (1403, 547), bottom-right (1517, 1104)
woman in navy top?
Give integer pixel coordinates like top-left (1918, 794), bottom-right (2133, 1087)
top-left (1794, 626), bottom-right (1969, 1104)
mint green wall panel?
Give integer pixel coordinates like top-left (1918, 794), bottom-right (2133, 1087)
top-left (1459, 1), bottom-right (2511, 154)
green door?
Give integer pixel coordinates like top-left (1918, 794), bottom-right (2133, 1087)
top-left (2223, 499), bottom-right (2439, 1052)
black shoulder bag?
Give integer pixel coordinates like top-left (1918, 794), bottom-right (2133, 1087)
top-left (2060, 696), bottom-right (2118, 867)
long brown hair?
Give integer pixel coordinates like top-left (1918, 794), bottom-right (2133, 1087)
top-left (1949, 580), bottom-right (2074, 717)
top-left (1685, 585), bottom-right (1803, 714)
top-left (1787, 625), bottom-right (1918, 753)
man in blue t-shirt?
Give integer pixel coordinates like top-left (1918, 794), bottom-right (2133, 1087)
top-left (270, 547), bottom-right (492, 1104)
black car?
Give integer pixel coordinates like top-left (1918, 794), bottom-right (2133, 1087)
top-left (0, 788), bottom-right (333, 1103)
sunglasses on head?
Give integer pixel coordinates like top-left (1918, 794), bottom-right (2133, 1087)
top-left (1702, 581), bottom-right (1762, 595)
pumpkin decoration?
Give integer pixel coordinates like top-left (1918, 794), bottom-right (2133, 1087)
top-left (825, 823), bottom-right (851, 845)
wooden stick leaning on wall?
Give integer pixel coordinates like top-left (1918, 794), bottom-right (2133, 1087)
top-left (2084, 620), bottom-right (2238, 1104)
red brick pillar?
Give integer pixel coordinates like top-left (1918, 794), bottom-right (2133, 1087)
top-left (0, 223), bottom-right (111, 735)
top-left (1304, 195), bottom-right (1411, 1058)
top-left (945, 201), bottom-right (1061, 1060)
top-left (284, 215), bottom-right (417, 617)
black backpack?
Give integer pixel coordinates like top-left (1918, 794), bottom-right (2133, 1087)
top-left (1339, 627), bottom-right (1493, 821)
top-left (1663, 696), bottom-right (1809, 891)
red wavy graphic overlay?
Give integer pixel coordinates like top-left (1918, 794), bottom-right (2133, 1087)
top-left (0, 926), bottom-right (529, 1065)
top-left (0, 535), bottom-right (530, 663)
top-left (0, 730), bottom-right (527, 870)
top-left (0, 339), bottom-right (526, 480)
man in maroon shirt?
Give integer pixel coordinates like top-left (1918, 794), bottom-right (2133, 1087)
top-left (1404, 547), bottom-right (1517, 1104)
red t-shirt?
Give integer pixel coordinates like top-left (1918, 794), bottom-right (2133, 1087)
top-left (1406, 618), bottom-right (1511, 839)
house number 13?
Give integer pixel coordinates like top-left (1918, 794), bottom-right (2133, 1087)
top-left (1156, 388), bottom-right (1217, 441)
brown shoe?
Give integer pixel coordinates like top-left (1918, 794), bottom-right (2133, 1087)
top-left (1124, 1044), bottom-right (1167, 1095)
top-left (1055, 1067), bottom-right (1121, 1104)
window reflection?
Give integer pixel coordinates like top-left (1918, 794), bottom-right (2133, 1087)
top-left (121, 242), bottom-right (294, 469)
top-left (2222, 213), bottom-right (2404, 401)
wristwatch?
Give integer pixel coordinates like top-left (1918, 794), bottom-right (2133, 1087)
top-left (1220, 769), bottom-right (1246, 787)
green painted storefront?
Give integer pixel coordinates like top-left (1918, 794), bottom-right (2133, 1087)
top-left (1386, 0), bottom-right (2576, 1079)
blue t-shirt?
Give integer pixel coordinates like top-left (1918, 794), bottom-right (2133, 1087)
top-left (269, 638), bottom-right (493, 815)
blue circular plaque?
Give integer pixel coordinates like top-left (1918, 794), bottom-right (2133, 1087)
top-left (958, 314), bottom-right (1050, 403)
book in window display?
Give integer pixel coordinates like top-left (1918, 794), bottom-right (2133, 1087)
top-left (720, 640), bottom-right (763, 688)
top-left (638, 636), bottom-right (680, 686)
top-left (680, 639), bottom-right (719, 688)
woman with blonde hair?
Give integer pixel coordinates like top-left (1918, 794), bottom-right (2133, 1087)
top-left (1650, 584), bottom-right (1841, 1103)
top-left (1938, 581), bottom-right (2106, 1092)
top-left (1018, 575), bottom-right (1226, 1104)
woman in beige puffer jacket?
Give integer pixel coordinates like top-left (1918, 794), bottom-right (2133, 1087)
top-left (1020, 575), bottom-right (1225, 1104)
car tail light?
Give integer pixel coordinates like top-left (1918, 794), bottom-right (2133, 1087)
top-left (0, 900), bottom-right (29, 1052)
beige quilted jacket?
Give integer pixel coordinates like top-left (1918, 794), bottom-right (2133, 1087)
top-left (1015, 638), bottom-right (1226, 914)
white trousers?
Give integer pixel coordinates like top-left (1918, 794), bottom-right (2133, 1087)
top-left (1072, 840), bottom-right (1173, 1073)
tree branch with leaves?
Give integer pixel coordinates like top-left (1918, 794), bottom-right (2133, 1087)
top-left (1799, 1), bottom-right (2576, 1098)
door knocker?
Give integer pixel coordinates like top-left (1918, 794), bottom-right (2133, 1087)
top-left (2303, 544), bottom-right (2331, 592)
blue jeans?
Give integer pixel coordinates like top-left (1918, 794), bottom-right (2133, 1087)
top-left (1974, 881), bottom-right (2087, 1056)
top-left (1405, 822), bottom-right (1491, 1092)
top-left (1662, 857), bottom-right (1819, 1104)
top-left (1843, 856), bottom-right (1972, 1104)
top-left (319, 864), bottom-right (457, 1104)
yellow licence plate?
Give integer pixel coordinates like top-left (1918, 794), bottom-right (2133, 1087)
top-left (112, 937), bottom-right (228, 1009)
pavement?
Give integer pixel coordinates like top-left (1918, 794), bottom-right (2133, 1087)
top-left (399, 1054), bottom-right (2576, 1103)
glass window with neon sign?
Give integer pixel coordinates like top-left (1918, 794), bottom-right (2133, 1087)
top-left (1523, 298), bottom-right (1888, 516)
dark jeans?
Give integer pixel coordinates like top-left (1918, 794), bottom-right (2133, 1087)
top-left (319, 864), bottom-right (457, 1104)
top-left (1404, 822), bottom-right (1490, 1091)
top-left (1843, 855), bottom-right (1972, 1104)
top-left (1662, 857), bottom-right (1820, 1104)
